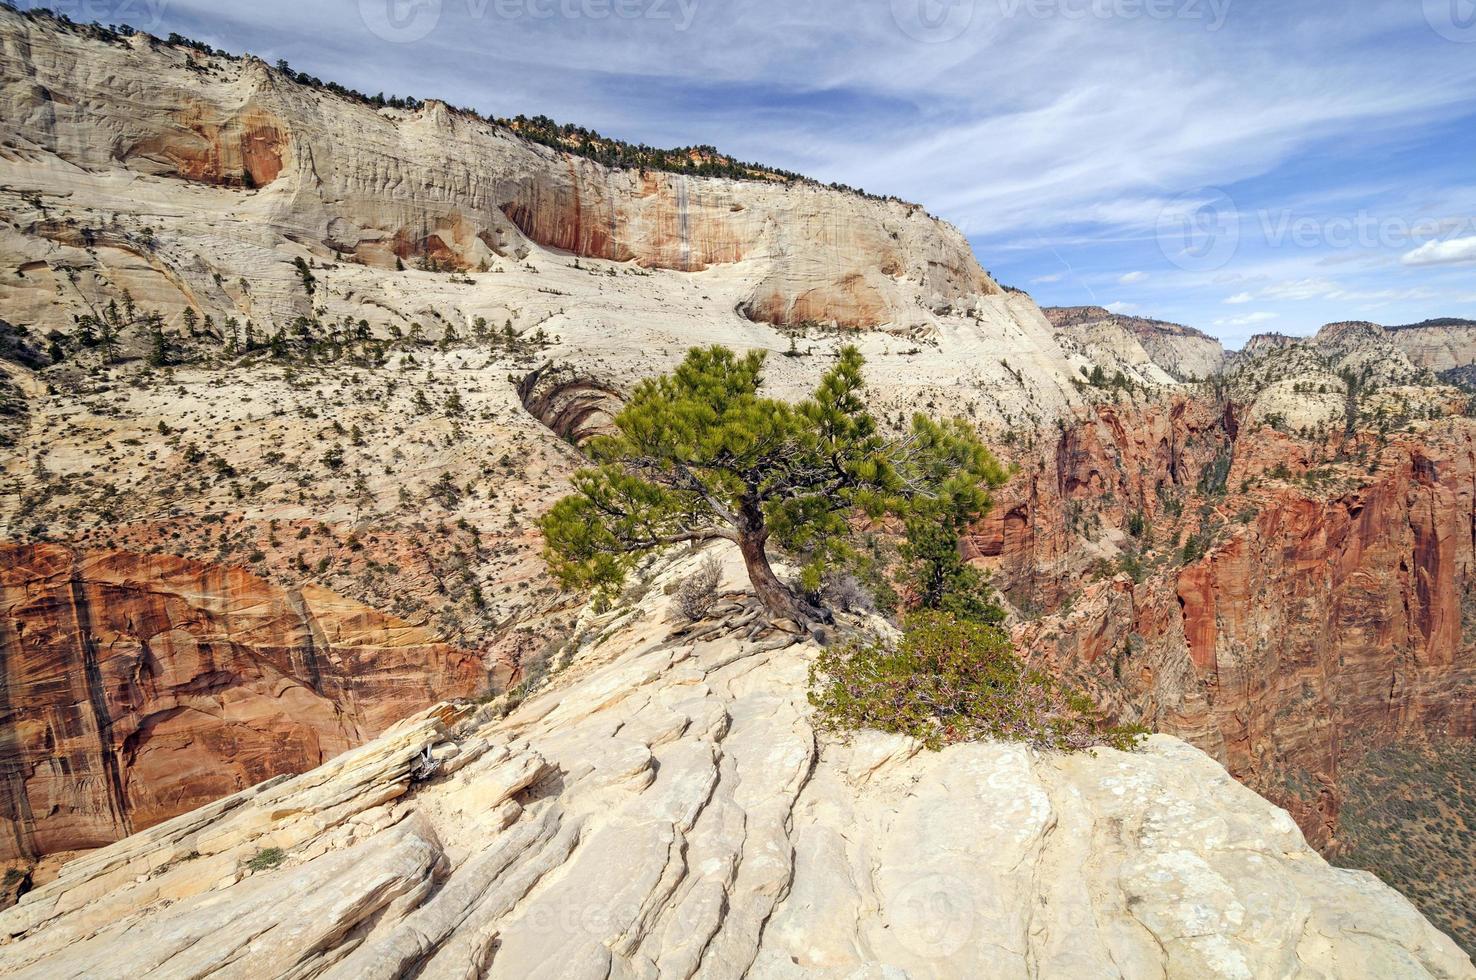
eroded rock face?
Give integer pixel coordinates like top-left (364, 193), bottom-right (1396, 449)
top-left (0, 543), bottom-right (485, 859)
top-left (517, 362), bottom-right (624, 445)
top-left (989, 406), bottom-right (1476, 852)
top-left (1383, 318), bottom-right (1476, 375)
top-left (0, 548), bottom-right (1467, 979)
top-left (0, 11), bottom-right (996, 330)
top-left (967, 396), bottom-right (1231, 610)
top-left (1045, 306), bottom-right (1227, 382)
top-left (122, 101), bottom-right (288, 188)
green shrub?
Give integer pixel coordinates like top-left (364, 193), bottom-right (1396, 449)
top-left (1180, 533), bottom-right (1208, 565)
top-left (246, 847), bottom-right (285, 872)
top-left (1126, 510), bottom-right (1148, 539)
top-left (808, 612), bottom-right (1146, 753)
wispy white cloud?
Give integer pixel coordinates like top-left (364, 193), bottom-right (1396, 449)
top-left (1214, 312), bottom-right (1279, 328)
top-left (1402, 236), bottom-right (1476, 267)
top-left (1118, 271), bottom-right (1148, 284)
top-left (1260, 279), bottom-right (1343, 301)
top-left (145, 0), bottom-right (1476, 343)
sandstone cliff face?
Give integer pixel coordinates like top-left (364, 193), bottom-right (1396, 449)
top-left (0, 548), bottom-right (1468, 979)
top-left (0, 543), bottom-right (485, 860)
top-left (988, 405), bottom-right (1476, 853)
top-left (1386, 319), bottom-right (1476, 375)
top-left (967, 396), bottom-right (1230, 609)
top-left (0, 11), bottom-right (995, 331)
top-left (1044, 306), bottom-right (1226, 382)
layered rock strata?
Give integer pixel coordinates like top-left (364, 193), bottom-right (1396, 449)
top-left (0, 548), bottom-right (1467, 979)
top-left (0, 542), bottom-right (484, 859)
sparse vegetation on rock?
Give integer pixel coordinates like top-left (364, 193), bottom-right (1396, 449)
top-left (809, 611), bottom-right (1147, 752)
top-left (675, 555), bottom-right (723, 621)
top-left (540, 344), bottom-right (1007, 623)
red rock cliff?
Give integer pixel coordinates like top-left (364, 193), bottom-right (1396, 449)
top-left (0, 543), bottom-right (484, 859)
top-left (990, 404), bottom-right (1476, 848)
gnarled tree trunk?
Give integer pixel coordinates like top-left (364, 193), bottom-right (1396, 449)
top-left (735, 527), bottom-right (831, 625)
top-left (737, 529), bottom-right (794, 615)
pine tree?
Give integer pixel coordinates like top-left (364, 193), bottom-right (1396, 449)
top-left (540, 345), bottom-right (1007, 622)
top-left (292, 256), bottom-right (317, 297)
top-left (147, 315), bottom-right (168, 367)
top-left (98, 317), bottom-right (119, 364)
top-left (899, 418), bottom-right (1009, 622)
top-left (76, 315), bottom-right (97, 348)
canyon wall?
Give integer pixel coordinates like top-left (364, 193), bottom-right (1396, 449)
top-left (0, 543), bottom-right (485, 860)
top-left (984, 403), bottom-right (1476, 849)
top-left (0, 10), bottom-right (996, 332)
top-left (1045, 307), bottom-right (1227, 382)
top-left (1, 549), bottom-right (1468, 978)
top-left (1384, 319), bottom-right (1476, 375)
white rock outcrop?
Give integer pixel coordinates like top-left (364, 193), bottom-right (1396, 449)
top-left (1, 548), bottom-right (1468, 979)
top-left (0, 8), bottom-right (1087, 431)
top-left (0, 9), bottom-right (995, 331)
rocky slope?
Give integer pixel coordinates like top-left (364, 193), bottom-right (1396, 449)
top-left (0, 547), bottom-right (1468, 979)
top-left (1225, 321), bottom-right (1456, 433)
top-left (1047, 310), bottom-right (1476, 401)
top-left (1045, 306), bottom-right (1227, 382)
top-left (0, 6), bottom-right (1090, 863)
top-left (0, 8), bottom-right (1000, 335)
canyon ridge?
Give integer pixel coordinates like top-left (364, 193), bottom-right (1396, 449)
top-left (0, 7), bottom-right (1474, 974)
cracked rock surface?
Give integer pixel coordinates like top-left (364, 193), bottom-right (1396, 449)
top-left (1, 549), bottom-right (1470, 979)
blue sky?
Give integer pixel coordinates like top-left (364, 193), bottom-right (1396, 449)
top-left (45, 0), bottom-right (1476, 346)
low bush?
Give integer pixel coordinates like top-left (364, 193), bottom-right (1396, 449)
top-left (246, 847), bottom-right (285, 872)
top-left (808, 612), bottom-right (1146, 753)
top-left (675, 555), bottom-right (723, 621)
